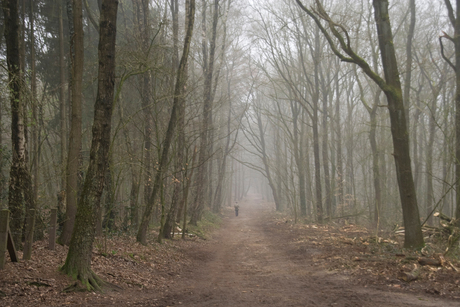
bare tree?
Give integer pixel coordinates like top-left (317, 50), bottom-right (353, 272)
top-left (295, 0), bottom-right (424, 248)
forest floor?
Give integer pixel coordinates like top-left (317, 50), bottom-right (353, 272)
top-left (2, 194), bottom-right (460, 306)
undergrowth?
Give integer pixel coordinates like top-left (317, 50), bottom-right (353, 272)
top-left (187, 210), bottom-right (222, 239)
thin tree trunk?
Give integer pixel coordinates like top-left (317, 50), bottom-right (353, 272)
top-left (137, 0), bottom-right (196, 244)
top-left (256, 109), bottom-right (281, 210)
top-left (213, 77), bottom-right (233, 213)
top-left (291, 101), bottom-right (306, 216)
top-left (162, 0), bottom-right (183, 239)
top-left (190, 0), bottom-right (219, 225)
top-left (334, 68), bottom-right (344, 211)
top-left (140, 0), bottom-right (153, 219)
top-left (30, 0), bottom-right (38, 207)
top-left (59, 0), bottom-right (67, 225)
top-left (118, 99), bottom-right (140, 230)
top-left (403, 0), bottom-right (416, 124)
top-left (23, 0), bottom-right (39, 254)
top-left (59, 0), bottom-right (83, 246)
top-left (321, 73), bottom-right (332, 219)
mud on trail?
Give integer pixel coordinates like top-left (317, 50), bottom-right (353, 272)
top-left (156, 194), bottom-right (460, 307)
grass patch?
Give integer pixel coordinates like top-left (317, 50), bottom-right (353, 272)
top-left (187, 210), bottom-right (222, 239)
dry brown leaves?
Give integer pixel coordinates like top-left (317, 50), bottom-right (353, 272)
top-left (0, 232), bottom-right (194, 306)
top-left (280, 219), bottom-right (460, 299)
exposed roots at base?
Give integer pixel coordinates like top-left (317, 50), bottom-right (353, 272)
top-left (62, 269), bottom-right (122, 293)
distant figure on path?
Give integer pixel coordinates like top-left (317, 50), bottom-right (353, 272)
top-left (234, 202), bottom-right (239, 216)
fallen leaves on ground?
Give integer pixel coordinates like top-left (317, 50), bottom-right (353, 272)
top-left (0, 231), bottom-right (195, 306)
top-left (278, 218), bottom-right (460, 299)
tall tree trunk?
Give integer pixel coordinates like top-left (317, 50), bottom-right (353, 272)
top-left (3, 0), bottom-right (34, 250)
top-left (355, 61), bottom-right (382, 225)
top-left (425, 97), bottom-right (436, 225)
top-left (30, 0), bottom-right (38, 207)
top-left (3, 0), bottom-right (22, 249)
top-left (442, 0), bottom-right (460, 224)
top-left (118, 98), bottom-right (140, 230)
top-left (137, 0), bottom-right (196, 244)
top-left (59, 0), bottom-right (67, 225)
top-left (23, 0), bottom-right (39, 254)
top-left (418, 60), bottom-right (444, 225)
top-left (370, 96), bottom-right (382, 224)
top-left (0, 11), bottom-right (3, 208)
top-left (102, 158), bottom-right (115, 231)
top-left (320, 73), bottom-right (332, 219)
top-left (372, 0), bottom-right (423, 248)
top-left (59, 0), bottom-right (83, 246)
top-left (61, 0), bottom-right (118, 290)
top-left (311, 31), bottom-right (323, 222)
top-left (403, 0), bottom-right (416, 124)
top-left (291, 101), bottom-right (306, 216)
top-left (190, 0), bottom-right (219, 225)
top-left (162, 0), bottom-right (183, 239)
top-left (345, 87), bottom-right (355, 215)
top-left (334, 68), bottom-right (344, 212)
top-left (456, 0), bottom-right (460, 222)
top-left (412, 85), bottom-right (422, 192)
top-left (139, 0), bottom-right (153, 219)
top-left (213, 74), bottom-right (234, 213)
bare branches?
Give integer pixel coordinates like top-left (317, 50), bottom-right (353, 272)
top-left (294, 0), bottom-right (392, 97)
top-left (294, 0), bottom-right (353, 64)
top-left (439, 35), bottom-right (456, 72)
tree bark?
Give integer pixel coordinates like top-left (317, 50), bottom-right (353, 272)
top-left (320, 69), bottom-right (332, 219)
top-left (61, 0), bottom-right (118, 290)
top-left (59, 0), bottom-right (83, 246)
top-left (372, 0), bottom-right (423, 248)
top-left (403, 0), bottom-right (416, 124)
top-left (291, 101), bottom-right (306, 216)
top-left (59, 0), bottom-right (67, 225)
top-left (312, 33), bottom-right (323, 223)
top-left (442, 0), bottom-right (460, 225)
top-left (256, 108), bottom-right (281, 210)
top-left (3, 0), bottom-right (28, 250)
top-left (334, 66), bottom-right (344, 212)
top-left (161, 0), bottom-right (182, 239)
top-left (30, 0), bottom-right (39, 210)
top-left (139, 0), bottom-right (153, 220)
top-left (213, 77), bottom-right (233, 213)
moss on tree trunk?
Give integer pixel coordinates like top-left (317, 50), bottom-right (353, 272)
top-left (61, 0), bottom-right (118, 291)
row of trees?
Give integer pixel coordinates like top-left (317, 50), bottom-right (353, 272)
top-left (1, 0), bottom-right (251, 289)
top-left (3, 0), bottom-right (460, 287)
top-left (236, 0), bottom-right (459, 249)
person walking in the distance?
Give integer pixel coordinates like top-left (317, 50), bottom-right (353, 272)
top-left (234, 202), bottom-right (239, 216)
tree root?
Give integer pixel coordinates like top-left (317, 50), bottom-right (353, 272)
top-left (61, 268), bottom-right (122, 293)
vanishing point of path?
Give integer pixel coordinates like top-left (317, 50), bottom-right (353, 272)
top-left (155, 194), bottom-right (459, 307)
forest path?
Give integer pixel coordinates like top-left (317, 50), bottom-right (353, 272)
top-left (155, 194), bottom-right (457, 307)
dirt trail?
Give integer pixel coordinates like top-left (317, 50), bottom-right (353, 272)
top-left (156, 194), bottom-right (459, 307)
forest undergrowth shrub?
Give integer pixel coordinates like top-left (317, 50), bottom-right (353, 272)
top-left (187, 210), bottom-right (222, 239)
